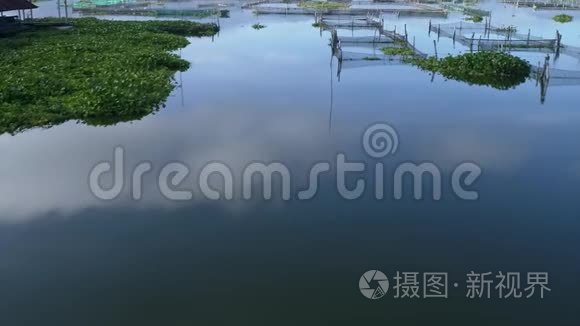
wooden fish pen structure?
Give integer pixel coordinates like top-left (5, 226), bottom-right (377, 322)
top-left (429, 21), bottom-right (565, 54)
top-left (251, 3), bottom-right (448, 17)
top-left (321, 16), bottom-right (580, 103)
top-left (324, 14), bottom-right (427, 77)
top-left (442, 3), bottom-right (491, 16)
top-left (500, 0), bottom-right (580, 10)
top-left (241, 0), bottom-right (270, 9)
top-left (530, 55), bottom-right (580, 103)
top-left (319, 15), bottom-right (384, 29)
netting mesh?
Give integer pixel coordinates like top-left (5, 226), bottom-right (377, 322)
top-left (74, 0), bottom-right (129, 9)
top-left (431, 22), bottom-right (562, 51)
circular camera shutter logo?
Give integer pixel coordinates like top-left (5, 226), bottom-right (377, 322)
top-left (359, 270), bottom-right (389, 299)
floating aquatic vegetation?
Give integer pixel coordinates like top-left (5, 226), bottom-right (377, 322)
top-left (298, 1), bottom-right (349, 9)
top-left (553, 14), bottom-right (573, 23)
top-left (363, 56), bottom-right (381, 61)
top-left (0, 18), bottom-right (219, 135)
top-left (410, 52), bottom-right (531, 90)
top-left (465, 14), bottom-right (483, 23)
top-left (252, 23), bottom-right (266, 30)
top-left (381, 46), bottom-right (415, 56)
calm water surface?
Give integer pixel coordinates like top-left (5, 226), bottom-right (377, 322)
top-left (0, 2), bottom-right (579, 325)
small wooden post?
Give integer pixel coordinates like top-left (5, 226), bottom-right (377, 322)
top-left (536, 61), bottom-right (541, 86)
top-left (555, 30), bottom-right (562, 56)
top-left (428, 20), bottom-right (432, 35)
top-left (452, 28), bottom-right (456, 44)
top-left (470, 32), bottom-right (475, 52)
top-left (437, 24), bottom-right (441, 39)
top-left (413, 36), bottom-right (416, 49)
top-left (64, 0), bottom-right (69, 20)
top-left (433, 40), bottom-right (438, 59)
top-left (527, 29), bottom-right (531, 45)
top-left (542, 55), bottom-right (550, 82)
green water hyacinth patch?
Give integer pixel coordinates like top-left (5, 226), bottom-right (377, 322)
top-left (553, 14), bottom-right (573, 23)
top-left (381, 46), bottom-right (415, 56)
top-left (0, 18), bottom-right (219, 135)
top-left (410, 52), bottom-right (531, 90)
top-left (466, 14), bottom-right (483, 23)
top-left (252, 23), bottom-right (266, 30)
top-left (299, 1), bottom-right (349, 9)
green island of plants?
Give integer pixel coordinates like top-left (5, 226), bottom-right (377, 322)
top-left (553, 14), bottom-right (573, 23)
top-left (409, 51), bottom-right (531, 90)
top-left (252, 23), bottom-right (266, 30)
top-left (312, 22), bottom-right (322, 28)
top-left (381, 46), bottom-right (416, 56)
top-left (466, 14), bottom-right (483, 23)
top-left (0, 18), bottom-right (219, 135)
top-left (298, 1), bottom-right (349, 9)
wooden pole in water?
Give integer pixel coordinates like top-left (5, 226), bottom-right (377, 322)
top-left (542, 55), bottom-right (550, 82)
top-left (536, 61), bottom-right (541, 86)
top-left (437, 24), bottom-right (441, 40)
top-left (555, 30), bottom-right (562, 56)
top-left (484, 17), bottom-right (488, 34)
top-left (428, 20), bottom-right (432, 35)
top-left (453, 28), bottom-right (456, 44)
top-left (470, 32), bottom-right (475, 52)
top-left (527, 29), bottom-right (531, 45)
top-left (433, 40), bottom-right (438, 59)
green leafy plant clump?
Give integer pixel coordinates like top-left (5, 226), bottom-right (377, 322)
top-left (381, 46), bottom-right (415, 56)
top-left (553, 14), bottom-right (573, 23)
top-left (0, 18), bottom-right (219, 135)
top-left (466, 14), bottom-right (483, 23)
top-left (410, 51), bottom-right (531, 90)
top-left (252, 23), bottom-right (266, 30)
top-left (298, 1), bottom-right (349, 9)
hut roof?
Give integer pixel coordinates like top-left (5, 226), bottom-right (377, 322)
top-left (0, 0), bottom-right (37, 12)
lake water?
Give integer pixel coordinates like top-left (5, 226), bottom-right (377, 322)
top-left (1, 1), bottom-right (579, 325)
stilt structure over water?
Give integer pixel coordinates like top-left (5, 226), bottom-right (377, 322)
top-left (500, 0), bottom-right (580, 10)
top-left (251, 2), bottom-right (448, 18)
top-left (429, 21), bottom-right (570, 54)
